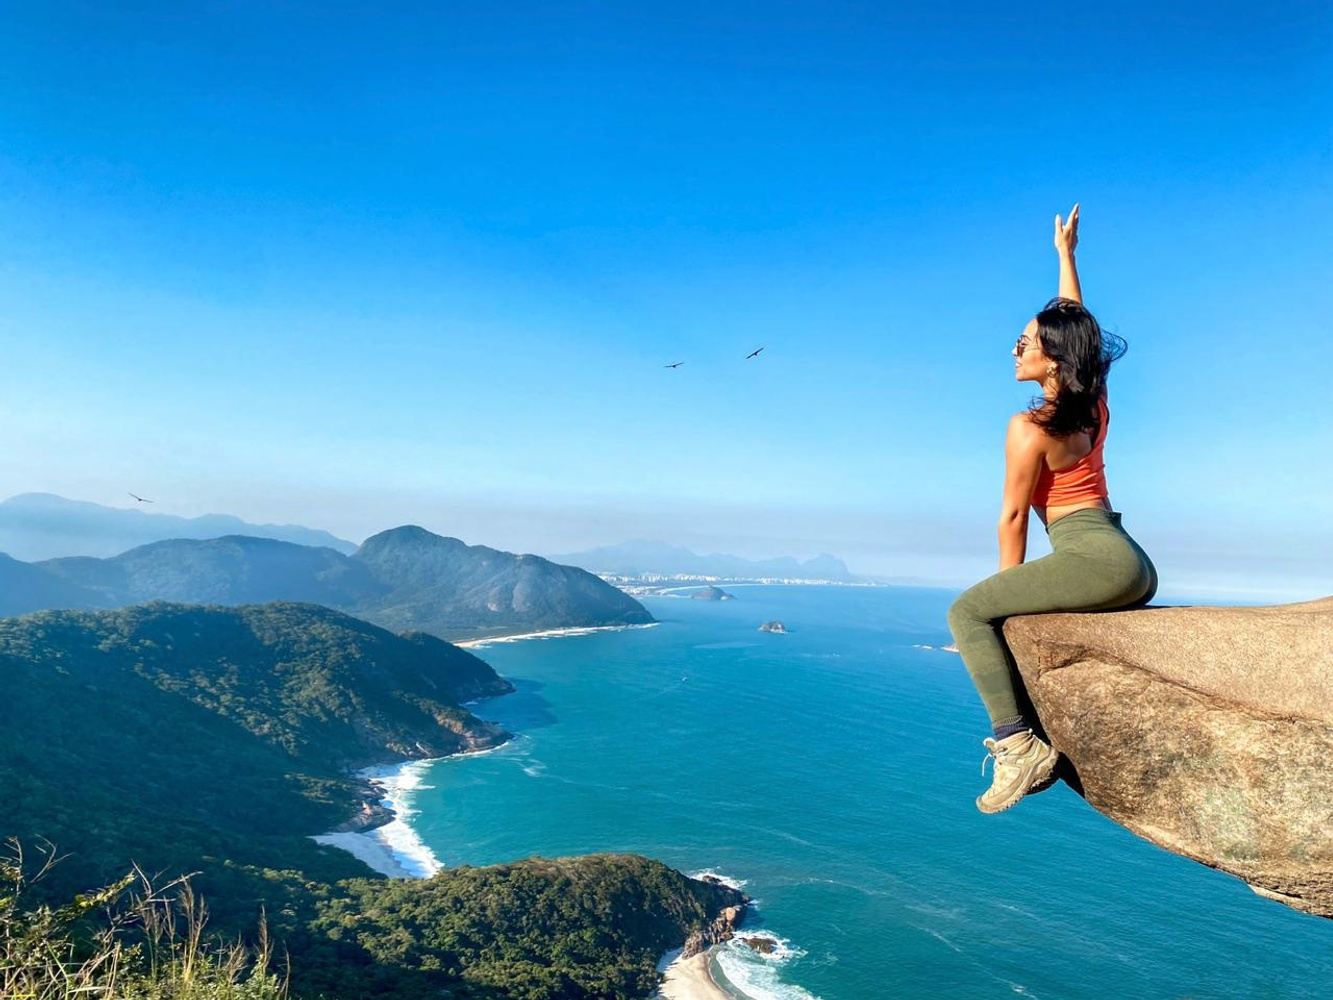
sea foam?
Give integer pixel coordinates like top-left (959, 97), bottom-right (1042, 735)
top-left (357, 759), bottom-right (444, 878)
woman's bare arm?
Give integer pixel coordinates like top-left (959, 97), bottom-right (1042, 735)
top-left (998, 414), bottom-right (1046, 570)
top-left (1054, 203), bottom-right (1082, 304)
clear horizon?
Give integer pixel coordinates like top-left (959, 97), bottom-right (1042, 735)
top-left (2, 3), bottom-right (1330, 604)
top-left (0, 490), bottom-right (1321, 605)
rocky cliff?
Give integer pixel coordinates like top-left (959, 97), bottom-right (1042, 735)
top-left (1003, 594), bottom-right (1333, 918)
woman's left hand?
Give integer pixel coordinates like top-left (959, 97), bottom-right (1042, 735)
top-left (1053, 203), bottom-right (1079, 256)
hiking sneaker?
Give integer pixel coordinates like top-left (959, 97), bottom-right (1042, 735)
top-left (976, 729), bottom-right (1060, 814)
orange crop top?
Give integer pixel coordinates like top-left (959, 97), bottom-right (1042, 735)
top-left (1030, 395), bottom-right (1109, 507)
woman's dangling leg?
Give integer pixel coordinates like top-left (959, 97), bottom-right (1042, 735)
top-left (946, 550), bottom-right (1093, 737)
top-left (947, 529), bottom-right (1152, 735)
top-left (948, 510), bottom-right (1157, 733)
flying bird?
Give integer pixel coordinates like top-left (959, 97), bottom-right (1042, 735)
top-left (664, 361), bottom-right (684, 368)
top-left (746, 347), bottom-right (764, 359)
top-left (128, 492), bottom-right (154, 504)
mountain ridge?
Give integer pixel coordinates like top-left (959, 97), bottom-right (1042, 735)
top-left (0, 491), bottom-right (358, 560)
top-left (4, 525), bottom-right (654, 640)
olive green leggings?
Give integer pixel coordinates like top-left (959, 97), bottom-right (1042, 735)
top-left (946, 508), bottom-right (1158, 726)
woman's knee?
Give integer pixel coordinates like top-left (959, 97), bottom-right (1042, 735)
top-left (947, 591), bottom-right (984, 633)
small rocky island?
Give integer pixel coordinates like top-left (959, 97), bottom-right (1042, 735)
top-left (759, 620), bottom-right (787, 633)
top-left (691, 585), bottom-right (735, 601)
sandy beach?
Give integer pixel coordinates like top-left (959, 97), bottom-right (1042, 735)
top-left (310, 830), bottom-right (416, 878)
top-left (310, 758), bottom-right (449, 878)
top-left (455, 622), bottom-right (658, 648)
top-left (655, 948), bottom-right (732, 1000)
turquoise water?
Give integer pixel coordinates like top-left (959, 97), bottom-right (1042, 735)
top-left (403, 585), bottom-right (1332, 999)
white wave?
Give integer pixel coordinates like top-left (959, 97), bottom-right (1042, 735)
top-left (522, 760), bottom-right (547, 777)
top-left (712, 933), bottom-right (824, 1000)
top-left (688, 868), bottom-right (749, 891)
top-left (318, 742), bottom-right (515, 878)
top-left (678, 870), bottom-right (821, 998)
top-left (906, 900), bottom-right (966, 921)
top-left (918, 926), bottom-right (962, 954)
top-left (352, 758), bottom-right (445, 878)
top-left (721, 930), bottom-right (805, 964)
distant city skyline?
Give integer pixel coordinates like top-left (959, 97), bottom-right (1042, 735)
top-left (2, 3), bottom-right (1330, 604)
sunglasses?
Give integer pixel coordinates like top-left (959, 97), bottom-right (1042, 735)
top-left (1014, 335), bottom-right (1039, 355)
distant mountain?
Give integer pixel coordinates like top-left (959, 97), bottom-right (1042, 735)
top-left (352, 526), bottom-right (655, 639)
top-left (0, 552), bottom-right (103, 615)
top-left (6, 526), bottom-right (654, 640)
top-left (550, 539), bottom-right (857, 581)
top-left (0, 492), bottom-right (357, 561)
top-left (37, 535), bottom-right (383, 607)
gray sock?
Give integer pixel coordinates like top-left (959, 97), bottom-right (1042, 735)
top-left (993, 716), bottom-right (1030, 741)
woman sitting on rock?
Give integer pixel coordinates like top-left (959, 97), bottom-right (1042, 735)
top-left (947, 204), bottom-right (1158, 814)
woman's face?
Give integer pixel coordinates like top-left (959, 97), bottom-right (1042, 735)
top-left (1013, 318), bottom-right (1048, 383)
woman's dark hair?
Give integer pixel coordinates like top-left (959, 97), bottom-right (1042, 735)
top-left (1025, 296), bottom-right (1128, 437)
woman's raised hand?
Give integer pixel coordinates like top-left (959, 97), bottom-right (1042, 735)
top-left (1053, 202), bottom-right (1079, 256)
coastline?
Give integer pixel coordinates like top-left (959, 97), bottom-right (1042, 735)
top-left (313, 625), bottom-right (753, 1000)
top-left (655, 948), bottom-right (733, 1000)
top-left (455, 621), bottom-right (658, 648)
top-left (314, 617), bottom-right (655, 873)
top-left (314, 749), bottom-right (746, 999)
top-left (310, 744), bottom-right (510, 878)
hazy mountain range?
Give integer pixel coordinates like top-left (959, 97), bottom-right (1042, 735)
top-left (550, 539), bottom-right (857, 581)
top-left (0, 492), bottom-right (357, 561)
top-left (3, 525), bottom-right (653, 640)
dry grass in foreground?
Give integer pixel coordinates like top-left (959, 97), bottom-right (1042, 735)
top-left (1, 837), bottom-right (287, 1000)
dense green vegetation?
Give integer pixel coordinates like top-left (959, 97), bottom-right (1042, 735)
top-left (10, 526), bottom-right (654, 640)
top-left (304, 854), bottom-right (741, 1000)
top-left (0, 602), bottom-right (746, 998)
top-left (37, 536), bottom-right (379, 609)
top-left (0, 552), bottom-right (101, 616)
top-left (0, 602), bottom-right (511, 906)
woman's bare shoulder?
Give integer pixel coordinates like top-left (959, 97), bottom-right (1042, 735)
top-left (1008, 410), bottom-right (1049, 449)
top-left (1012, 405), bottom-right (1050, 432)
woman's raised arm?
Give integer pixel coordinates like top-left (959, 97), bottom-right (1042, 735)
top-left (1054, 203), bottom-right (1082, 304)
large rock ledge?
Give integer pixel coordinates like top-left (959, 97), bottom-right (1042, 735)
top-left (1003, 594), bottom-right (1333, 918)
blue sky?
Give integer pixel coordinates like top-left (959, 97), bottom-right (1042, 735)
top-left (1, 2), bottom-right (1330, 600)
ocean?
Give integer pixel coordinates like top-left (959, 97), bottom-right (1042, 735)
top-left (374, 585), bottom-right (1333, 999)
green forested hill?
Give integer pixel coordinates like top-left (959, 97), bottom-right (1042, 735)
top-left (0, 552), bottom-right (102, 616)
top-left (37, 534), bottom-right (383, 608)
top-left (352, 525), bottom-right (655, 638)
top-left (304, 854), bottom-right (745, 999)
top-left (0, 602), bottom-right (514, 908)
top-left (0, 602), bottom-right (745, 999)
